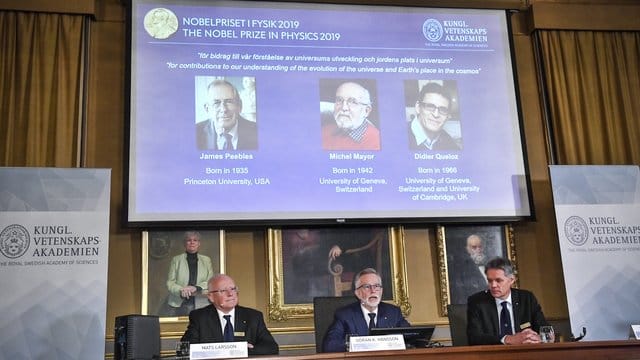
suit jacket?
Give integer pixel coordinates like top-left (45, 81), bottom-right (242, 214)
top-left (166, 253), bottom-right (214, 308)
top-left (466, 288), bottom-right (549, 345)
top-left (196, 116), bottom-right (258, 150)
top-left (322, 301), bottom-right (410, 352)
top-left (181, 305), bottom-right (279, 355)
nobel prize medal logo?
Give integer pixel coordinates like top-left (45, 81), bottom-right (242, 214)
top-left (564, 216), bottom-right (589, 246)
top-left (0, 224), bottom-right (30, 259)
top-left (422, 19), bottom-right (444, 43)
top-left (144, 8), bottom-right (179, 40)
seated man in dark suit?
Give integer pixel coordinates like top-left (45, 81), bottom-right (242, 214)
top-left (181, 274), bottom-right (278, 355)
top-left (196, 79), bottom-right (258, 150)
top-left (467, 257), bottom-right (551, 345)
top-left (322, 268), bottom-right (410, 352)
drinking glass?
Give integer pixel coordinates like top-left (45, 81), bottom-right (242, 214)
top-left (539, 326), bottom-right (555, 343)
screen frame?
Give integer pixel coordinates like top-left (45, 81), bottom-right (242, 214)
top-left (123, 0), bottom-right (535, 228)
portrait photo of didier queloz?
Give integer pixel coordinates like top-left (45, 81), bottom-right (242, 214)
top-left (407, 80), bottom-right (462, 151)
top-left (196, 77), bottom-right (258, 151)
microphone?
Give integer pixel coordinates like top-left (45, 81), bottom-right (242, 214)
top-left (569, 327), bottom-right (586, 342)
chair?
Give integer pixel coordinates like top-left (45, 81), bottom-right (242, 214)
top-left (313, 296), bottom-right (356, 353)
top-left (447, 303), bottom-right (469, 346)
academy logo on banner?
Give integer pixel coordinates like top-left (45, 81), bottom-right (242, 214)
top-left (0, 224), bottom-right (30, 259)
top-left (0, 224), bottom-right (103, 266)
top-left (564, 216), bottom-right (589, 246)
top-left (562, 215), bottom-right (640, 250)
top-left (0, 167), bottom-right (111, 360)
top-left (550, 165), bottom-right (640, 341)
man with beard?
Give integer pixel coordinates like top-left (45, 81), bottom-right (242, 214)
top-left (322, 268), bottom-right (409, 352)
top-left (321, 81), bottom-right (380, 150)
top-left (450, 234), bottom-right (488, 304)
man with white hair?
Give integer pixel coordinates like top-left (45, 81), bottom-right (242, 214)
top-left (450, 234), bottom-right (489, 304)
top-left (322, 268), bottom-right (409, 352)
top-left (321, 81), bottom-right (380, 150)
top-left (181, 274), bottom-right (279, 355)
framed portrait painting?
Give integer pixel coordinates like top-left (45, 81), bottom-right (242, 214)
top-left (142, 229), bottom-right (225, 322)
top-left (267, 226), bottom-right (410, 321)
top-left (436, 224), bottom-right (517, 316)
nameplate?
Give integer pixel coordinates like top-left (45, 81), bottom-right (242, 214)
top-left (631, 325), bottom-right (640, 340)
top-left (190, 342), bottom-right (248, 359)
top-left (348, 335), bottom-right (406, 352)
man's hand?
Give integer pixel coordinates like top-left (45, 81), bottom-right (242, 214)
top-left (504, 329), bottom-right (542, 344)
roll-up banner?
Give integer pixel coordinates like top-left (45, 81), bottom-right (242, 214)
top-left (0, 168), bottom-right (111, 359)
top-left (549, 165), bottom-right (640, 340)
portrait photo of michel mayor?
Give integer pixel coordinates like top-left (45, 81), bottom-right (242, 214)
top-left (319, 78), bottom-right (381, 151)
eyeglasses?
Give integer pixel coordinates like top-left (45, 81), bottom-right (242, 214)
top-left (419, 101), bottom-right (450, 116)
top-left (356, 284), bottom-right (383, 291)
top-left (209, 99), bottom-right (237, 108)
top-left (209, 286), bottom-right (238, 295)
top-left (335, 97), bottom-right (369, 108)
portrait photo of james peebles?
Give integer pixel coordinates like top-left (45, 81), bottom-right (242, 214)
top-left (319, 78), bottom-right (381, 151)
top-left (404, 79), bottom-right (462, 151)
top-left (194, 76), bottom-right (258, 151)
top-left (142, 230), bottom-right (225, 319)
top-left (438, 225), bottom-right (513, 307)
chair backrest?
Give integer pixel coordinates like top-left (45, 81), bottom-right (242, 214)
top-left (447, 303), bottom-right (469, 346)
top-left (313, 296), bottom-right (356, 353)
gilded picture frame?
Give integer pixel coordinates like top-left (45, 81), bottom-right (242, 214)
top-left (142, 229), bottom-right (225, 323)
top-left (267, 226), bottom-right (410, 321)
top-left (436, 224), bottom-right (517, 316)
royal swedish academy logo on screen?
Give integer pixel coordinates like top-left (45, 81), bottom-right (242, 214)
top-left (422, 19), bottom-right (443, 42)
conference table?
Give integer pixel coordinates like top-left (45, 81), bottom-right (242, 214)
top-left (255, 341), bottom-right (640, 360)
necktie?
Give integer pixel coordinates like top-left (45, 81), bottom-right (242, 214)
top-left (499, 301), bottom-right (513, 338)
top-left (368, 313), bottom-right (376, 332)
top-left (223, 315), bottom-right (234, 342)
top-left (223, 133), bottom-right (233, 150)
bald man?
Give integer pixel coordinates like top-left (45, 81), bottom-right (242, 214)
top-left (321, 81), bottom-right (380, 150)
top-left (181, 274), bottom-right (279, 355)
